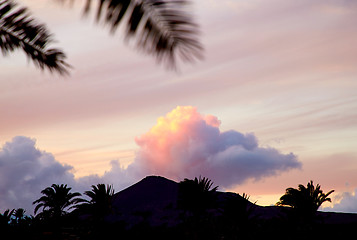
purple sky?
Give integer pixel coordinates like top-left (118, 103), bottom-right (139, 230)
top-left (1, 0), bottom-right (357, 212)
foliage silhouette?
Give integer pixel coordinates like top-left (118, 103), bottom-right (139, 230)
top-left (12, 208), bottom-right (32, 226)
top-left (178, 176), bottom-right (218, 216)
top-left (216, 193), bottom-right (257, 239)
top-left (32, 184), bottom-right (84, 220)
top-left (223, 193), bottom-right (254, 224)
top-left (0, 209), bottom-right (14, 225)
top-left (0, 0), bottom-right (69, 74)
top-left (78, 183), bottom-right (114, 221)
top-left (0, 209), bottom-right (14, 238)
top-left (276, 180), bottom-right (334, 223)
top-left (13, 208), bottom-right (25, 222)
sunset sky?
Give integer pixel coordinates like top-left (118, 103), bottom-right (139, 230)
top-left (1, 0), bottom-right (357, 212)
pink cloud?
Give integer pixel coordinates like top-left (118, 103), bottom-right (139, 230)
top-left (131, 106), bottom-right (301, 188)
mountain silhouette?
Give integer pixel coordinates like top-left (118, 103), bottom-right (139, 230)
top-left (112, 176), bottom-right (179, 211)
top-left (110, 176), bottom-right (181, 227)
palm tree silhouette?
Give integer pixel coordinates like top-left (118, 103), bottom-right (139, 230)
top-left (0, 209), bottom-right (14, 238)
top-left (276, 180), bottom-right (334, 222)
top-left (32, 184), bottom-right (84, 220)
top-left (13, 208), bottom-right (25, 224)
top-left (1, 0), bottom-right (202, 73)
top-left (0, 209), bottom-right (14, 225)
top-left (178, 176), bottom-right (218, 215)
top-left (11, 208), bottom-right (33, 231)
top-left (79, 183), bottom-right (115, 221)
top-left (223, 193), bottom-right (255, 224)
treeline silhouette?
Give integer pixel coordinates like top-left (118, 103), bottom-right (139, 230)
top-left (0, 177), bottom-right (355, 239)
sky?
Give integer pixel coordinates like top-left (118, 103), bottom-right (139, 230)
top-left (1, 0), bottom-right (357, 213)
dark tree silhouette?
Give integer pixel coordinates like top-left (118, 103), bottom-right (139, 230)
top-left (0, 0), bottom-right (69, 74)
top-left (13, 208), bottom-right (25, 225)
top-left (14, 208), bottom-right (25, 220)
top-left (276, 180), bottom-right (334, 222)
top-left (223, 193), bottom-right (255, 224)
top-left (220, 193), bottom-right (259, 238)
top-left (32, 184), bottom-right (84, 220)
top-left (79, 183), bottom-right (115, 221)
top-left (11, 208), bottom-right (33, 231)
top-left (0, 209), bottom-right (14, 225)
top-left (178, 176), bottom-right (218, 215)
top-left (0, 209), bottom-right (14, 238)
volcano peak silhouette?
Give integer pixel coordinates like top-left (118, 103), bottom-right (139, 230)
top-left (112, 176), bottom-right (179, 211)
top-left (110, 176), bottom-right (180, 227)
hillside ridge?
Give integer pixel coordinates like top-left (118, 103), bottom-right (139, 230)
top-left (109, 175), bottom-right (357, 227)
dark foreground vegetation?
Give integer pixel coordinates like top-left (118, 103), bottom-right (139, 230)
top-left (1, 176), bottom-right (357, 240)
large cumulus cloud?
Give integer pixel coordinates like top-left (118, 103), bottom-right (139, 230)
top-left (132, 106), bottom-right (301, 188)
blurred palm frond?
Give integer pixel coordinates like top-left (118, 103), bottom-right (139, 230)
top-left (0, 0), bottom-right (70, 75)
top-left (73, 0), bottom-right (203, 68)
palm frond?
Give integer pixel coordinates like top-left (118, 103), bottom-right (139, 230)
top-left (0, 0), bottom-right (69, 74)
top-left (33, 183), bottom-right (84, 217)
top-left (195, 176), bottom-right (218, 192)
top-left (277, 181), bottom-right (335, 213)
top-left (61, 0), bottom-right (203, 68)
top-left (33, 203), bottom-right (45, 215)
